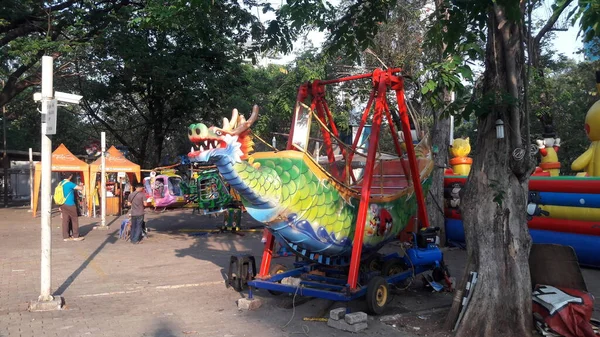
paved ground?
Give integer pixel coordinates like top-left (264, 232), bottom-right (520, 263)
top-left (0, 206), bottom-right (598, 337)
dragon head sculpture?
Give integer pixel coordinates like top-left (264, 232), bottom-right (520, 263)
top-left (188, 105), bottom-right (259, 163)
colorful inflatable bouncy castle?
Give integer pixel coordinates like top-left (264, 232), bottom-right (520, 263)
top-left (449, 138), bottom-right (472, 176)
top-left (571, 71), bottom-right (600, 177)
top-left (536, 135), bottom-right (561, 176)
top-left (444, 175), bottom-right (600, 268)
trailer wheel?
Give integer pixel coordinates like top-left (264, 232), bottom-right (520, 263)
top-left (381, 258), bottom-right (407, 277)
top-left (366, 276), bottom-right (389, 315)
top-left (267, 264), bottom-right (287, 296)
top-left (365, 253), bottom-right (384, 272)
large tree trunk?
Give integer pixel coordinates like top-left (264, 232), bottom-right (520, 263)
top-left (451, 5), bottom-right (533, 337)
top-left (427, 108), bottom-right (450, 244)
top-left (426, 0), bottom-right (452, 244)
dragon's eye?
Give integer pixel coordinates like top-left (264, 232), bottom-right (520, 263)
top-left (215, 130), bottom-right (223, 136)
top-left (195, 128), bottom-right (201, 135)
top-left (188, 128), bottom-right (193, 136)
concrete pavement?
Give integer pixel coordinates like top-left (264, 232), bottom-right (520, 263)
top-left (0, 206), bottom-right (597, 337)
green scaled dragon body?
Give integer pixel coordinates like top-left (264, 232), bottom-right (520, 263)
top-left (188, 106), bottom-right (433, 258)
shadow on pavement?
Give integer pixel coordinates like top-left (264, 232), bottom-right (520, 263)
top-left (150, 320), bottom-right (178, 337)
top-left (53, 217), bottom-right (122, 296)
top-left (143, 210), bottom-right (266, 284)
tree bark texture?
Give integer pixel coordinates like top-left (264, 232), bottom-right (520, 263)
top-left (426, 0), bottom-right (452, 245)
top-left (426, 112), bottom-right (450, 244)
top-left (453, 5), bottom-right (533, 337)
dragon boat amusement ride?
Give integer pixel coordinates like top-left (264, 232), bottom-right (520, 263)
top-left (187, 68), bottom-right (450, 313)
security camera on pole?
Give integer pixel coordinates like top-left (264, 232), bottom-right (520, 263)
top-left (29, 55), bottom-right (82, 311)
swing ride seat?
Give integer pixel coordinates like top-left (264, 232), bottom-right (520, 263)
top-left (350, 156), bottom-right (432, 197)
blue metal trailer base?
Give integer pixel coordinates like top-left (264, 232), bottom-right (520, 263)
top-left (246, 245), bottom-right (446, 314)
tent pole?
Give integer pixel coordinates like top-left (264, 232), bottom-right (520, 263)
top-left (29, 148), bottom-right (33, 212)
top-left (100, 132), bottom-right (107, 228)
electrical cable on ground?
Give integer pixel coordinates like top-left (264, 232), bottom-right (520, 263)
top-left (281, 285), bottom-right (310, 336)
top-left (396, 244), bottom-right (416, 291)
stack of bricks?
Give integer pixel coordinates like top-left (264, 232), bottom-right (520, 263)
top-left (327, 308), bottom-right (368, 332)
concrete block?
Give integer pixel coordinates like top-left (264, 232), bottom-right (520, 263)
top-left (329, 307), bottom-right (346, 320)
top-left (327, 318), bottom-right (367, 332)
top-left (281, 277), bottom-right (301, 287)
top-left (236, 297), bottom-right (262, 310)
top-left (344, 311), bottom-right (367, 325)
top-left (28, 297), bottom-right (64, 311)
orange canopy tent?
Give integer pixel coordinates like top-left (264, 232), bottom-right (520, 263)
top-left (33, 144), bottom-right (90, 217)
top-left (88, 146), bottom-right (141, 215)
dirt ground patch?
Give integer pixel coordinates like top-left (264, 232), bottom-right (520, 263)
top-left (381, 307), bottom-right (453, 337)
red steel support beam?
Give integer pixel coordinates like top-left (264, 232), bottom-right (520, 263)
top-left (257, 231), bottom-right (276, 277)
top-left (343, 90), bottom-right (376, 184)
top-left (347, 69), bottom-right (388, 290)
top-left (391, 74), bottom-right (430, 228)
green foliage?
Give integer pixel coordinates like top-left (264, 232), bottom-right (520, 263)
top-left (264, 0), bottom-right (396, 61)
top-left (568, 0), bottom-right (600, 42)
top-left (419, 0), bottom-right (487, 120)
top-left (529, 60), bottom-right (600, 174)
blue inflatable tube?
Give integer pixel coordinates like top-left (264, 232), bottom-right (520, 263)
top-left (445, 219), bottom-right (600, 268)
top-left (529, 191), bottom-right (600, 208)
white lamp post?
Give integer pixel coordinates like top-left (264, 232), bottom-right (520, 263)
top-left (495, 119), bottom-right (505, 139)
top-left (29, 56), bottom-right (82, 311)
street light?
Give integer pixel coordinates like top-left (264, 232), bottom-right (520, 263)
top-left (29, 56), bottom-right (83, 312)
top-left (1, 80), bottom-right (7, 208)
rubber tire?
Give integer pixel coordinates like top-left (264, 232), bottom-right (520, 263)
top-left (365, 253), bottom-right (384, 272)
top-left (366, 276), bottom-right (389, 315)
top-left (267, 264), bottom-right (287, 296)
top-left (381, 258), bottom-right (407, 277)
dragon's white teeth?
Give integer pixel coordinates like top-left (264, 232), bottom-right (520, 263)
top-left (199, 145), bottom-right (204, 152)
top-left (191, 146), bottom-right (194, 153)
top-left (204, 140), bottom-right (208, 147)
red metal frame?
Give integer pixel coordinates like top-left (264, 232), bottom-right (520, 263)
top-left (258, 69), bottom-right (430, 289)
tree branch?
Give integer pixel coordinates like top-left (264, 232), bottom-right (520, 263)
top-left (493, 4), bottom-right (522, 149)
top-left (81, 100), bottom-right (141, 160)
top-left (533, 0), bottom-right (573, 48)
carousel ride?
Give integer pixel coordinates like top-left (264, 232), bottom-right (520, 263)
top-left (142, 169), bottom-right (187, 211)
top-left (187, 68), bottom-right (451, 313)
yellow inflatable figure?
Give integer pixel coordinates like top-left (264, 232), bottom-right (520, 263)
top-left (449, 137), bottom-right (473, 176)
top-left (536, 136), bottom-right (561, 176)
top-left (571, 75), bottom-right (600, 177)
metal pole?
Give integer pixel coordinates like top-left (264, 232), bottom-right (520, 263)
top-left (39, 56), bottom-right (53, 302)
top-left (2, 94), bottom-right (7, 208)
top-left (449, 92), bottom-right (455, 146)
top-left (100, 132), bottom-right (106, 227)
top-left (29, 148), bottom-right (34, 212)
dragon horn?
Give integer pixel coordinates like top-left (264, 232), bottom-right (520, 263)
top-left (230, 108), bottom-right (240, 129)
top-left (222, 117), bottom-right (231, 131)
top-left (231, 105), bottom-right (259, 135)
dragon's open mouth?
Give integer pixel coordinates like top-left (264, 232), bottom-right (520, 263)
top-left (189, 138), bottom-right (226, 156)
top-left (187, 105), bottom-right (259, 161)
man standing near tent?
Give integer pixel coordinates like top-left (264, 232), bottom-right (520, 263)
top-left (127, 183), bottom-right (146, 244)
top-left (60, 172), bottom-right (84, 241)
